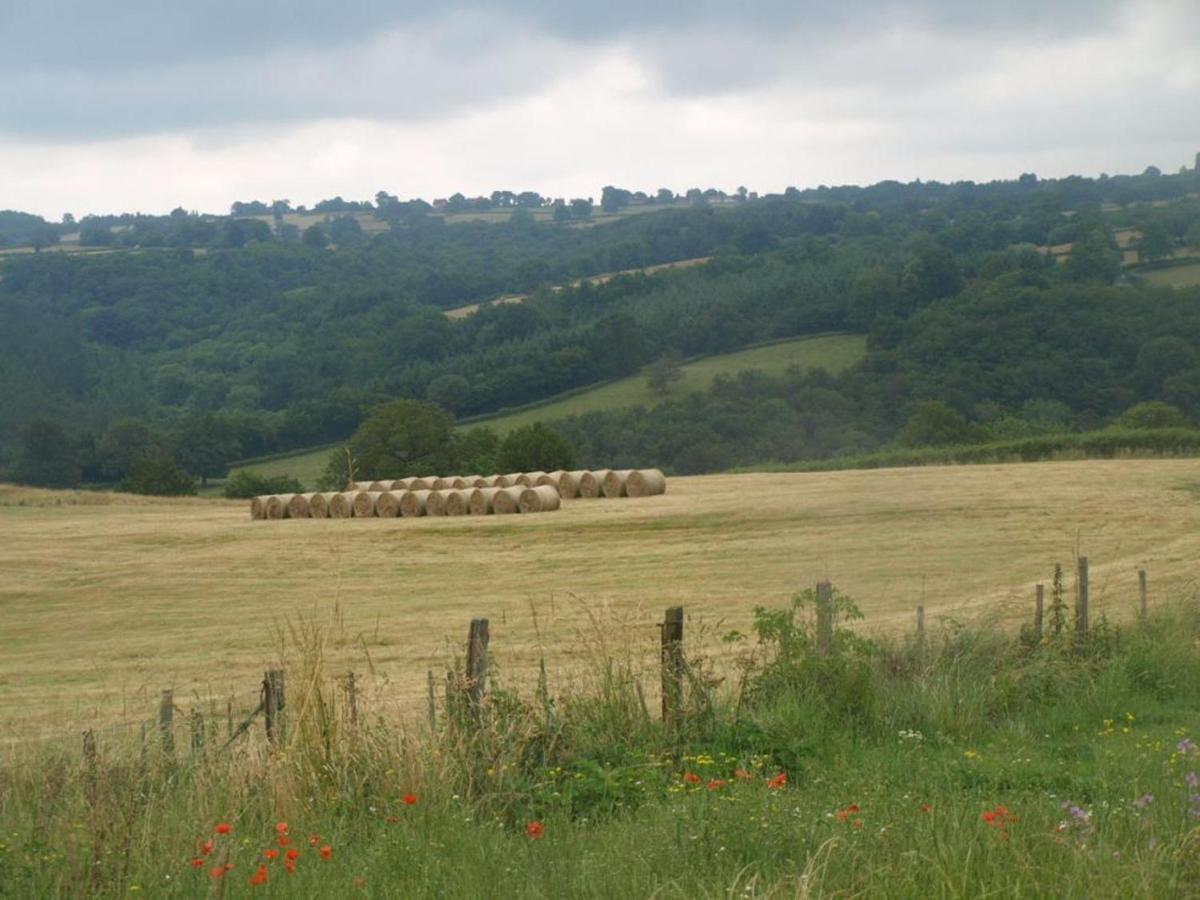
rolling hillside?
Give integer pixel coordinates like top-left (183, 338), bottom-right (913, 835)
top-left (226, 333), bottom-right (867, 489)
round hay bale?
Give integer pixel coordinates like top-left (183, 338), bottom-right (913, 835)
top-left (265, 494), bottom-right (295, 519)
top-left (465, 476), bottom-right (488, 488)
top-left (408, 477), bottom-right (433, 491)
top-left (250, 495), bottom-right (267, 520)
top-left (329, 492), bottom-right (355, 518)
top-left (376, 490), bottom-right (403, 518)
top-left (348, 481), bottom-right (374, 491)
top-left (503, 473), bottom-right (523, 485)
top-left (537, 470), bottom-right (565, 487)
top-left (444, 489), bottom-right (471, 515)
top-left (309, 492), bottom-right (334, 518)
top-left (399, 490), bottom-right (431, 518)
top-left (558, 470), bottom-right (589, 499)
top-left (431, 477), bottom-right (452, 490)
top-left (491, 486), bottom-right (524, 515)
top-left (367, 480), bottom-right (390, 492)
top-left (468, 487), bottom-right (502, 515)
top-left (602, 469), bottom-right (634, 498)
top-left (352, 491), bottom-right (382, 518)
top-left (426, 490), bottom-right (449, 516)
top-left (519, 484), bottom-right (561, 513)
top-left (447, 476), bottom-right (469, 489)
top-left (516, 471), bottom-right (548, 487)
top-left (391, 478), bottom-right (412, 491)
top-left (626, 469), bottom-right (667, 497)
top-left (287, 493), bottom-right (315, 519)
top-left (482, 474), bottom-right (512, 488)
top-left (578, 470), bottom-right (611, 498)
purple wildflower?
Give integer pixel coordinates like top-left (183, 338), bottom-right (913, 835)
top-left (1134, 794), bottom-right (1154, 809)
top-left (1187, 772), bottom-right (1199, 789)
top-left (1177, 738), bottom-right (1197, 754)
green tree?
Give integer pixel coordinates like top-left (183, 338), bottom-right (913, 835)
top-left (600, 186), bottom-right (632, 213)
top-left (121, 455), bottom-right (197, 496)
top-left (426, 374), bottom-right (472, 414)
top-left (96, 418), bottom-right (165, 481)
top-left (646, 350), bottom-right (684, 395)
top-left (899, 401), bottom-right (975, 447)
top-left (1111, 401), bottom-right (1190, 430)
top-left (322, 399), bottom-right (458, 483)
top-left (497, 422), bottom-right (575, 472)
top-left (1064, 227), bottom-right (1121, 284)
top-left (302, 224), bottom-right (329, 248)
top-left (13, 419), bottom-right (81, 488)
top-left (455, 426), bottom-right (500, 475)
top-left (1136, 221), bottom-right (1174, 263)
top-left (172, 413), bottom-right (241, 487)
top-left (222, 470), bottom-right (303, 499)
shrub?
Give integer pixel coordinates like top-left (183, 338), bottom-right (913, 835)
top-left (222, 470), bottom-right (303, 498)
top-left (121, 454), bottom-right (197, 495)
top-left (497, 423), bottom-right (575, 472)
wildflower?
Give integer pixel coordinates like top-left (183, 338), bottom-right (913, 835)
top-left (766, 772), bottom-right (787, 790)
top-left (404, 794), bottom-right (418, 806)
top-left (920, 803), bottom-right (933, 814)
top-left (707, 779), bottom-right (728, 791)
top-left (200, 840), bottom-right (214, 857)
top-left (964, 750), bottom-right (979, 760)
top-left (286, 849), bottom-right (300, 862)
top-left (264, 849), bottom-right (278, 861)
top-left (1178, 738), bottom-right (1198, 755)
top-left (733, 768), bottom-right (754, 781)
top-left (836, 804), bottom-right (861, 822)
top-left (320, 845), bottom-right (333, 860)
top-left (1134, 794), bottom-right (1154, 810)
top-left (683, 772), bottom-right (702, 785)
top-left (982, 805), bottom-right (1017, 831)
top-left (210, 867), bottom-right (226, 880)
top-left (353, 876), bottom-right (367, 890)
top-left (249, 865), bottom-right (268, 887)
top-left (191, 859), bottom-right (205, 869)
top-left (526, 821), bottom-right (545, 840)
top-left (285, 860), bottom-right (297, 875)
top-left (309, 834), bottom-right (320, 847)
top-left (214, 823), bottom-right (231, 835)
top-left (1187, 772), bottom-right (1199, 788)
top-left (386, 816), bottom-right (400, 824)
top-left (275, 822), bottom-right (290, 835)
top-left (278, 835), bottom-right (291, 847)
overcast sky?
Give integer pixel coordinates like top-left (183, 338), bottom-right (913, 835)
top-left (1, 0), bottom-right (1197, 219)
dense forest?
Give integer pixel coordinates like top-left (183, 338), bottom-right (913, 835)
top-left (2, 161), bottom-right (1199, 489)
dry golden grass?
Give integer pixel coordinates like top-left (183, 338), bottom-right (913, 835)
top-left (3, 460), bottom-right (1200, 737)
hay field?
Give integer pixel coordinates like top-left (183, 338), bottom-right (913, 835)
top-left (5, 459), bottom-right (1200, 739)
top-left (1144, 260), bottom-right (1200, 287)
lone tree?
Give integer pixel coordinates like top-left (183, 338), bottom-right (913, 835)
top-left (320, 399), bottom-right (458, 488)
top-left (646, 350), bottom-right (684, 396)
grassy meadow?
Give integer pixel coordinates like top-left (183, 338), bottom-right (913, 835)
top-left (1143, 260), bottom-right (1200, 287)
top-left (4, 457), bottom-right (1200, 739)
top-left (226, 333), bottom-right (867, 489)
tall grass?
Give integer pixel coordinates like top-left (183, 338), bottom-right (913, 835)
top-left (4, 593), bottom-right (1200, 897)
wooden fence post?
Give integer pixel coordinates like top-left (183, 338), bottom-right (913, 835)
top-left (427, 669), bottom-right (437, 731)
top-left (1139, 569), bottom-right (1148, 623)
top-left (1034, 584), bottom-right (1045, 641)
top-left (815, 581), bottom-right (833, 656)
top-left (190, 710), bottom-right (205, 755)
top-left (263, 670), bottom-right (285, 746)
top-left (159, 689), bottom-right (175, 757)
top-left (226, 698), bottom-right (233, 739)
top-left (660, 606), bottom-right (685, 725)
top-left (1076, 557), bottom-right (1089, 638)
top-left (466, 619), bottom-right (490, 715)
top-left (916, 605), bottom-right (925, 639)
top-left (82, 729), bottom-right (97, 767)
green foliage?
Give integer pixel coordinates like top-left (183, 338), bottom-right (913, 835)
top-left (12, 418), bottom-right (80, 488)
top-left (899, 400), bottom-right (978, 447)
top-left (456, 426), bottom-right (500, 476)
top-left (120, 454), bottom-right (197, 495)
top-left (322, 399), bottom-right (458, 485)
top-left (221, 469), bottom-right (303, 499)
top-left (497, 423), bottom-right (575, 473)
top-left (1113, 400), bottom-right (1190, 430)
top-left (645, 349), bottom-right (683, 396)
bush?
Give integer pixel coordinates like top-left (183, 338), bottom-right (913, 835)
top-left (222, 469), bottom-right (303, 498)
top-left (497, 422), bottom-right (575, 472)
top-left (121, 455), bottom-right (197, 496)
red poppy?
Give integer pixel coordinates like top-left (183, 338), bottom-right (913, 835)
top-left (264, 849), bottom-right (279, 861)
top-left (249, 865), bottom-right (268, 887)
top-left (766, 772), bottom-right (787, 789)
top-left (707, 779), bottom-right (728, 790)
top-left (200, 839), bottom-right (214, 857)
top-left (285, 860), bottom-right (296, 875)
top-left (982, 810), bottom-right (995, 823)
top-left (846, 804), bottom-right (860, 814)
top-left (278, 835), bottom-right (291, 847)
top-left (286, 849), bottom-right (300, 861)
top-left (920, 804), bottom-right (933, 814)
top-left (835, 804), bottom-right (861, 822)
top-left (733, 768), bottom-right (754, 781)
top-left (309, 834), bottom-right (320, 847)
top-left (526, 821), bottom-right (545, 840)
top-left (386, 816), bottom-right (400, 824)
top-left (191, 858), bottom-right (205, 869)
top-left (320, 845), bottom-right (333, 860)
top-left (214, 823), bottom-right (231, 835)
top-left (224, 863), bottom-right (235, 871)
top-left (275, 822), bottom-right (289, 835)
top-left (210, 867), bottom-right (226, 879)
top-left (683, 772), bottom-right (702, 784)
top-left (404, 794), bottom-right (418, 806)
top-left (852, 820), bottom-right (863, 829)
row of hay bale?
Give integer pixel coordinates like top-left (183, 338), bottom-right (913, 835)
top-left (249, 468), bottom-right (665, 520)
top-left (251, 483), bottom-right (563, 520)
top-left (343, 468), bottom-right (666, 499)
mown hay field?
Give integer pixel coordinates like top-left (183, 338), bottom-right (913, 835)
top-left (3, 459), bottom-right (1199, 738)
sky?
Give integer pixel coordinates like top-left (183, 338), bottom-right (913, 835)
top-left (1, 0), bottom-right (1197, 220)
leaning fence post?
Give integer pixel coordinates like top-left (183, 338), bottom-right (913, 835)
top-left (1138, 569), bottom-right (1148, 623)
top-left (263, 670), bottom-right (285, 746)
top-left (159, 689), bottom-right (175, 757)
top-left (815, 581), bottom-right (833, 656)
top-left (1034, 584), bottom-right (1045, 641)
top-left (190, 710), bottom-right (205, 755)
top-left (82, 729), bottom-right (97, 768)
top-left (1076, 557), bottom-right (1089, 638)
top-left (660, 606), bottom-right (685, 726)
top-left (466, 619), bottom-right (490, 715)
